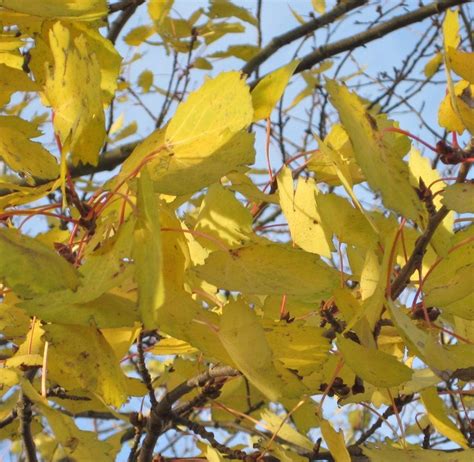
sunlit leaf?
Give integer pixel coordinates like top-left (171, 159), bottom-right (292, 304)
top-left (251, 60), bottom-right (299, 121)
top-left (421, 387), bottom-right (468, 448)
top-left (320, 419), bottom-right (350, 462)
top-left (278, 165), bottom-right (333, 257)
top-left (45, 21), bottom-right (106, 165)
top-left (327, 80), bottom-right (423, 221)
top-left (195, 241), bottom-right (339, 300)
top-left (441, 183), bottom-right (474, 213)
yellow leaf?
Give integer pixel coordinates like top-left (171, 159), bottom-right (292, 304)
top-left (316, 193), bottom-right (377, 249)
top-left (408, 148), bottom-right (453, 256)
top-left (277, 165), bottom-right (333, 257)
top-left (420, 387), bottom-right (468, 448)
top-left (195, 242), bottom-right (339, 301)
top-left (448, 48), bottom-right (474, 83)
top-left (138, 69), bottom-right (154, 92)
top-left (326, 80), bottom-right (424, 221)
top-left (0, 116), bottom-right (59, 179)
top-left (43, 324), bottom-right (128, 407)
top-left (311, 0), bottom-right (326, 14)
top-left (124, 25), bottom-right (154, 46)
top-left (441, 183), bottom-right (474, 213)
top-left (251, 60), bottom-right (299, 121)
top-left (148, 0), bottom-right (174, 26)
top-left (218, 300), bottom-right (295, 400)
top-left (0, 63), bottom-right (39, 106)
top-left (264, 320), bottom-right (330, 377)
top-left (151, 337), bottom-right (198, 355)
top-left (36, 403), bottom-right (116, 461)
top-left (310, 126), bottom-right (364, 186)
top-left (133, 167), bottom-right (165, 328)
top-left (0, 228), bottom-right (79, 297)
top-left (72, 22), bottom-right (122, 104)
top-left (209, 0), bottom-right (258, 26)
top-left (0, 0), bottom-right (107, 21)
top-left (144, 71), bottom-right (254, 195)
top-left (424, 228), bottom-right (473, 308)
top-left (45, 22), bottom-right (106, 165)
top-left (443, 9), bottom-right (460, 51)
top-left (423, 52), bottom-right (442, 78)
top-left (20, 292), bottom-right (139, 328)
top-left (363, 442), bottom-right (474, 461)
top-left (260, 409), bottom-right (314, 451)
top-left (387, 300), bottom-right (471, 380)
top-left (320, 419), bottom-right (350, 462)
top-left (209, 44), bottom-right (260, 61)
top-left (195, 183), bottom-right (253, 250)
top-left (337, 335), bottom-right (412, 388)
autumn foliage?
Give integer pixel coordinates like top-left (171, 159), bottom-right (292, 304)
top-left (0, 1), bottom-right (473, 461)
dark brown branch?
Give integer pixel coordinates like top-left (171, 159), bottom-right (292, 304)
top-left (108, 0), bottom-right (145, 44)
top-left (17, 391), bottom-right (37, 462)
top-left (277, 0), bottom-right (469, 78)
top-left (390, 161), bottom-right (471, 299)
top-left (0, 409), bottom-right (17, 429)
top-left (138, 366), bottom-right (239, 462)
top-left (242, 0), bottom-right (367, 76)
top-left (354, 395), bottom-right (414, 446)
top-left (109, 0), bottom-right (143, 14)
top-left (173, 416), bottom-right (253, 460)
top-left (137, 329), bottom-right (158, 408)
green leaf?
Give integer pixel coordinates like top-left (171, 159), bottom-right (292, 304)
top-left (441, 183), bottom-right (474, 213)
top-left (133, 167), bottom-right (165, 328)
top-left (0, 228), bottom-right (80, 297)
top-left (337, 335), bottom-right (412, 388)
top-left (43, 324), bottom-right (128, 407)
top-left (195, 241), bottom-right (339, 301)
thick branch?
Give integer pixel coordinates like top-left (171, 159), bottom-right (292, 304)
top-left (138, 366), bottom-right (239, 462)
top-left (390, 162), bottom-right (470, 299)
top-left (242, 0), bottom-right (367, 76)
top-left (293, 0), bottom-right (469, 76)
top-left (0, 409), bottom-right (17, 429)
top-left (17, 391), bottom-right (37, 462)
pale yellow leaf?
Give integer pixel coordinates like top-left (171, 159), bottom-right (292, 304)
top-left (45, 22), bottom-right (105, 165)
top-left (278, 165), bottom-right (333, 257)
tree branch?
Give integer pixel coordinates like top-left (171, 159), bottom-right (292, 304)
top-left (17, 391), bottom-right (37, 462)
top-left (138, 366), bottom-right (239, 462)
top-left (242, 0), bottom-right (367, 76)
top-left (390, 161), bottom-right (471, 299)
top-left (292, 0), bottom-right (469, 76)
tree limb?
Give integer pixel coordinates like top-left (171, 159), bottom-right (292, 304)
top-left (292, 0), bottom-right (469, 76)
top-left (242, 0), bottom-right (367, 76)
top-left (17, 391), bottom-right (37, 462)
